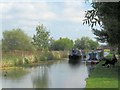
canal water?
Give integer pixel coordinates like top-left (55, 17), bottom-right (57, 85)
top-left (1, 60), bottom-right (94, 88)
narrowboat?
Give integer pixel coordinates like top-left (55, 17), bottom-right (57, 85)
top-left (68, 49), bottom-right (81, 63)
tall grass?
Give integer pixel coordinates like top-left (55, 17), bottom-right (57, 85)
top-left (34, 51), bottom-right (68, 61)
top-left (1, 50), bottom-right (69, 68)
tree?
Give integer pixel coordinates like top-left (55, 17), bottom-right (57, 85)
top-left (88, 39), bottom-right (99, 50)
top-left (50, 37), bottom-right (74, 51)
top-left (74, 38), bottom-right (88, 50)
top-left (83, 2), bottom-right (120, 54)
top-left (2, 28), bottom-right (33, 51)
top-left (32, 24), bottom-right (51, 50)
top-left (74, 37), bottom-right (99, 50)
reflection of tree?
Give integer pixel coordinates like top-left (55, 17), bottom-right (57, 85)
top-left (2, 68), bottom-right (29, 80)
top-left (32, 65), bottom-right (49, 88)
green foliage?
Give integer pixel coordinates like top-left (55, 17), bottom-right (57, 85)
top-left (74, 37), bottom-right (99, 50)
top-left (23, 57), bottom-right (29, 64)
top-left (38, 51), bottom-right (48, 61)
top-left (2, 51), bottom-right (34, 66)
top-left (34, 51), bottom-right (68, 62)
top-left (86, 61), bottom-right (118, 88)
top-left (35, 51), bottom-right (55, 61)
top-left (2, 52), bottom-right (23, 66)
top-left (105, 53), bottom-right (113, 59)
top-left (50, 37), bottom-right (74, 51)
top-left (32, 24), bottom-right (51, 50)
top-left (2, 28), bottom-right (34, 51)
top-left (15, 59), bottom-right (23, 65)
top-left (33, 56), bottom-right (39, 63)
top-left (83, 2), bottom-right (120, 54)
top-left (46, 52), bottom-right (54, 60)
top-left (2, 50), bottom-right (68, 67)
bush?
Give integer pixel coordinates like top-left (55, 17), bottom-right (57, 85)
top-left (2, 51), bottom-right (69, 67)
top-left (36, 51), bottom-right (66, 61)
top-left (46, 52), bottom-right (54, 60)
top-left (52, 51), bottom-right (61, 60)
top-left (105, 54), bottom-right (113, 59)
top-left (32, 56), bottom-right (38, 63)
top-left (60, 51), bottom-right (68, 58)
top-left (23, 57), bottom-right (29, 64)
top-left (15, 59), bottom-right (23, 65)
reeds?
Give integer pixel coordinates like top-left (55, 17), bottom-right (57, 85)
top-left (1, 51), bottom-right (69, 68)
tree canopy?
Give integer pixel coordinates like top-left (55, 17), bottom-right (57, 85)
top-left (2, 28), bottom-right (33, 51)
top-left (74, 37), bottom-right (99, 50)
top-left (32, 24), bottom-right (51, 50)
top-left (83, 2), bottom-right (120, 54)
top-left (50, 37), bottom-right (74, 51)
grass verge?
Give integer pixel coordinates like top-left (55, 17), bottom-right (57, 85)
top-left (86, 60), bottom-right (119, 88)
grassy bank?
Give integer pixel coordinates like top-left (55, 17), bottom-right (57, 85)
top-left (1, 51), bottom-right (69, 69)
top-left (86, 55), bottom-right (119, 88)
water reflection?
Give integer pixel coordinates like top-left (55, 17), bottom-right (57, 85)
top-left (1, 68), bottom-right (31, 88)
top-left (2, 68), bottom-right (29, 80)
top-left (69, 61), bottom-right (82, 68)
top-left (1, 60), bottom-right (92, 88)
top-left (47, 60), bottom-right (88, 88)
top-left (32, 65), bottom-right (49, 88)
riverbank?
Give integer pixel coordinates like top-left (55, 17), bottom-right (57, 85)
top-left (1, 51), bottom-right (69, 70)
top-left (86, 57), bottom-right (119, 88)
top-left (1, 60), bottom-right (64, 70)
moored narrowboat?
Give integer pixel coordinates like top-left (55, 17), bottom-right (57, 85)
top-left (68, 49), bottom-right (81, 63)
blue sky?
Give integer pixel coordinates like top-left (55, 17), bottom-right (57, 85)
top-left (0, 0), bottom-right (96, 41)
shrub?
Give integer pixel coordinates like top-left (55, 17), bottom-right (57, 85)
top-left (23, 57), bottom-right (29, 64)
top-left (15, 59), bottom-right (23, 65)
top-left (46, 52), bottom-right (54, 60)
top-left (31, 56), bottom-right (38, 63)
top-left (105, 54), bottom-right (113, 59)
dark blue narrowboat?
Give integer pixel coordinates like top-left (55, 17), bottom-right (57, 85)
top-left (68, 49), bottom-right (81, 63)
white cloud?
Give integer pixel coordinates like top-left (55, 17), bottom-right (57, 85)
top-left (1, 1), bottom-right (86, 24)
top-left (43, 12), bottom-right (56, 19)
top-left (0, 3), bottom-right (13, 19)
top-left (1, 1), bottom-right (87, 33)
top-left (0, 3), bottom-right (13, 14)
top-left (0, 1), bottom-right (95, 40)
top-left (1, 2), bottom-right (57, 21)
top-left (64, 0), bottom-right (85, 2)
top-left (0, 0), bottom-right (86, 3)
top-left (60, 1), bottom-right (86, 23)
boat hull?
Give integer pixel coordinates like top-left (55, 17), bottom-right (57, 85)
top-left (68, 55), bottom-right (81, 63)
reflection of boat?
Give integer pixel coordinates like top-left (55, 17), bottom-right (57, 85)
top-left (69, 55), bottom-right (81, 63)
top-left (68, 49), bottom-right (81, 63)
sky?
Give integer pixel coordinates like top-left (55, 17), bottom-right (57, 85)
top-left (0, 0), bottom-right (96, 41)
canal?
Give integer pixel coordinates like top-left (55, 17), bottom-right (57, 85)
top-left (1, 59), bottom-right (94, 88)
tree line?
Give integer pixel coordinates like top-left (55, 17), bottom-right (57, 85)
top-left (2, 24), bottom-right (99, 52)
